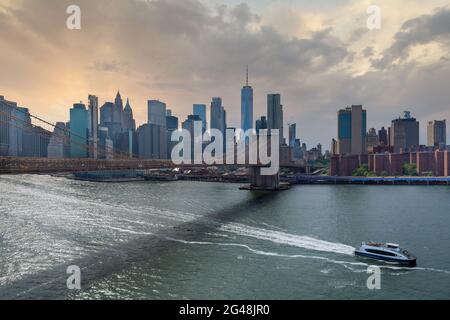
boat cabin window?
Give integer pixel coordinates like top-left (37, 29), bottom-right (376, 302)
top-left (366, 249), bottom-right (397, 257)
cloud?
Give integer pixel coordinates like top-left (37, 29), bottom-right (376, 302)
top-left (0, 0), bottom-right (450, 147)
top-left (373, 7), bottom-right (450, 69)
top-left (362, 46), bottom-right (374, 58)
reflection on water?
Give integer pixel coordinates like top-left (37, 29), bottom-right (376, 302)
top-left (0, 175), bottom-right (449, 299)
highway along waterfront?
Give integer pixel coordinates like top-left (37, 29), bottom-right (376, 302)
top-left (0, 174), bottom-right (449, 299)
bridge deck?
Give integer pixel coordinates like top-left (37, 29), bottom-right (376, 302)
top-left (0, 157), bottom-right (306, 175)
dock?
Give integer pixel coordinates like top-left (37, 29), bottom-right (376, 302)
top-left (287, 175), bottom-right (450, 185)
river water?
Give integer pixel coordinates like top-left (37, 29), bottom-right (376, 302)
top-left (0, 175), bottom-right (449, 299)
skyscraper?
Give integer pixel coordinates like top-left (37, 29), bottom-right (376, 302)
top-left (122, 98), bottom-right (136, 132)
top-left (288, 123), bottom-right (296, 147)
top-left (427, 120), bottom-right (446, 147)
top-left (255, 116), bottom-right (268, 134)
top-left (337, 105), bottom-right (367, 155)
top-left (390, 111), bottom-right (419, 153)
top-left (100, 101), bottom-right (121, 146)
top-left (210, 97), bottom-right (226, 133)
top-left (193, 104), bottom-right (207, 130)
top-left (147, 100), bottom-right (167, 159)
top-left (378, 126), bottom-right (388, 146)
top-left (48, 122), bottom-right (68, 158)
top-left (98, 127), bottom-right (113, 159)
top-left (366, 128), bottom-right (379, 149)
top-left (88, 95), bottom-right (98, 159)
top-left (166, 113), bottom-right (179, 159)
top-left (115, 91), bottom-right (124, 113)
top-left (22, 126), bottom-right (50, 158)
top-left (137, 123), bottom-right (167, 159)
top-left (148, 100), bottom-right (167, 127)
top-left (241, 66), bottom-right (253, 132)
top-left (69, 103), bottom-right (89, 158)
top-left (210, 97), bottom-right (226, 152)
top-left (0, 95), bottom-right (13, 156)
top-left (267, 94), bottom-right (284, 144)
top-left (9, 105), bottom-right (31, 157)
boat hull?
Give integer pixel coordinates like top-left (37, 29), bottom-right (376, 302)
top-left (355, 250), bottom-right (416, 267)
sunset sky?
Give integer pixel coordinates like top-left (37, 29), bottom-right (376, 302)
top-left (1, 0), bottom-right (450, 147)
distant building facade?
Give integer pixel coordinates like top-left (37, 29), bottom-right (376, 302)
top-left (193, 104), bottom-right (207, 131)
top-left (148, 100), bottom-right (167, 127)
top-left (48, 122), bottom-right (68, 158)
top-left (88, 95), bottom-right (99, 159)
top-left (241, 67), bottom-right (253, 132)
top-left (337, 105), bottom-right (367, 155)
top-left (69, 103), bottom-right (89, 158)
top-left (255, 116), bottom-right (268, 134)
top-left (427, 120), bottom-right (446, 148)
top-left (378, 126), bottom-right (388, 146)
top-left (390, 111), bottom-right (419, 153)
top-left (366, 128), bottom-right (379, 150)
top-left (137, 123), bottom-right (167, 159)
top-left (267, 94), bottom-right (284, 145)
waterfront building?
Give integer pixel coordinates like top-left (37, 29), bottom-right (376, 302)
top-left (116, 130), bottom-right (136, 158)
top-left (366, 128), bottom-right (379, 150)
top-left (193, 104), bottom-right (207, 131)
top-left (390, 111), bottom-right (419, 153)
top-left (98, 126), bottom-right (113, 159)
top-left (47, 122), bottom-right (68, 158)
top-left (427, 120), bottom-right (446, 148)
top-left (69, 103), bottom-right (89, 158)
top-left (0, 95), bottom-right (13, 156)
top-left (378, 126), bottom-right (388, 146)
top-left (9, 105), bottom-right (31, 157)
top-left (331, 138), bottom-right (338, 156)
top-left (267, 94), bottom-right (284, 144)
top-left (22, 126), bottom-right (51, 158)
top-left (337, 105), bottom-right (367, 155)
top-left (137, 123), bottom-right (167, 159)
top-left (241, 67), bottom-right (253, 133)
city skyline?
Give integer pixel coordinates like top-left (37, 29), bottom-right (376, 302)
top-left (1, 0), bottom-right (450, 147)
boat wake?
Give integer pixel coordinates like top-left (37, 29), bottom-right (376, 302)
top-left (218, 222), bottom-right (356, 256)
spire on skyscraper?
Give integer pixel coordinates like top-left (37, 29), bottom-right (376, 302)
top-left (246, 65), bottom-right (249, 87)
top-left (124, 98), bottom-right (132, 112)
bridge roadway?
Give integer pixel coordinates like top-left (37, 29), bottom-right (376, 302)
top-left (0, 157), bottom-right (306, 175)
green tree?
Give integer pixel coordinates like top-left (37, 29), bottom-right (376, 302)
top-left (352, 164), bottom-right (370, 177)
top-left (402, 163), bottom-right (418, 176)
top-left (380, 171), bottom-right (389, 177)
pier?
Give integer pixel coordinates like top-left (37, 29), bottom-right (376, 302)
top-left (287, 175), bottom-right (450, 185)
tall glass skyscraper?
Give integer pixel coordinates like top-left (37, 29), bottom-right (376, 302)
top-left (241, 66), bottom-right (253, 132)
top-left (88, 95), bottom-right (98, 159)
top-left (210, 97), bottom-right (225, 133)
top-left (70, 103), bottom-right (89, 158)
top-left (193, 104), bottom-right (207, 130)
top-left (267, 93), bottom-right (284, 144)
top-left (337, 105), bottom-right (367, 155)
top-left (148, 100), bottom-right (167, 127)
